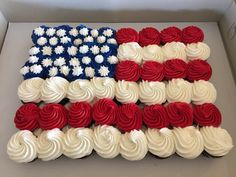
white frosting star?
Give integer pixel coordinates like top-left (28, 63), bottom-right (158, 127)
top-left (68, 46), bottom-right (78, 56)
top-left (95, 55), bottom-right (104, 63)
top-left (28, 56), bottom-right (39, 63)
top-left (101, 45), bottom-right (110, 53)
top-left (29, 47), bottom-right (40, 55)
top-left (20, 66), bottom-right (29, 75)
top-left (103, 29), bottom-right (113, 37)
top-left (72, 66), bottom-right (83, 76)
top-left (56, 29), bottom-right (66, 37)
top-left (85, 67), bottom-right (95, 78)
top-left (98, 66), bottom-right (110, 77)
top-left (79, 27), bottom-right (89, 36)
top-left (49, 37), bottom-right (58, 46)
top-left (107, 55), bottom-right (118, 64)
top-left (90, 45), bottom-right (100, 55)
top-left (107, 38), bottom-right (117, 45)
top-left (79, 45), bottom-right (89, 54)
top-left (84, 36), bottom-right (94, 42)
top-left (30, 64), bottom-right (43, 74)
top-left (49, 67), bottom-right (58, 77)
top-left (46, 28), bottom-right (56, 36)
top-left (37, 37), bottom-right (47, 46)
top-left (60, 65), bottom-right (70, 76)
top-left (82, 56), bottom-right (91, 65)
top-left (74, 38), bottom-right (83, 46)
top-left (42, 46), bottom-right (52, 56)
top-left (90, 29), bottom-right (98, 37)
top-left (55, 46), bottom-right (64, 54)
top-left (69, 28), bottom-right (78, 37)
top-left (69, 57), bottom-right (80, 67)
top-left (34, 27), bottom-right (44, 36)
top-left (97, 36), bottom-right (106, 43)
top-left (54, 57), bottom-right (66, 66)
top-left (60, 36), bottom-right (71, 44)
top-left (42, 58), bottom-right (53, 67)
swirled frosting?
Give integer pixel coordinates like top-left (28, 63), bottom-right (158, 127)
top-left (7, 130), bottom-right (37, 163)
top-left (145, 128), bottom-right (175, 158)
top-left (186, 42), bottom-right (210, 60)
top-left (166, 79), bottom-right (192, 103)
top-left (91, 77), bottom-right (116, 99)
top-left (192, 80), bottom-right (217, 105)
top-left (160, 26), bottom-right (182, 44)
top-left (142, 45), bottom-right (164, 63)
top-left (67, 79), bottom-right (94, 103)
top-left (93, 125), bottom-right (121, 158)
top-left (162, 42), bottom-right (187, 61)
top-left (139, 27), bottom-right (161, 46)
top-left (139, 81), bottom-right (166, 105)
top-left (116, 28), bottom-right (139, 44)
top-left (200, 126), bottom-right (233, 156)
top-left (173, 126), bottom-right (204, 159)
top-left (37, 128), bottom-right (64, 161)
top-left (117, 42), bottom-right (143, 64)
top-left (141, 61), bottom-right (164, 81)
top-left (63, 128), bottom-right (94, 159)
top-left (182, 26), bottom-right (204, 44)
top-left (116, 80), bottom-right (139, 103)
top-left (120, 130), bottom-right (148, 161)
top-left (18, 77), bottom-right (44, 103)
top-left (41, 77), bottom-right (69, 103)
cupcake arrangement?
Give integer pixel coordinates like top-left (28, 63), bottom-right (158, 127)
top-left (7, 25), bottom-right (233, 163)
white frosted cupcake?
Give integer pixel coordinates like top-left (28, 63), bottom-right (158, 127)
top-left (186, 42), bottom-right (210, 60)
top-left (142, 45), bottom-right (164, 63)
top-left (162, 42), bottom-right (187, 61)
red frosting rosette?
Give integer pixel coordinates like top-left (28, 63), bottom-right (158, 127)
top-left (161, 26), bottom-right (182, 44)
top-left (68, 102), bottom-right (92, 128)
top-left (143, 104), bottom-right (169, 129)
top-left (166, 102), bottom-right (193, 128)
top-left (116, 103), bottom-right (142, 132)
top-left (182, 26), bottom-right (204, 44)
top-left (164, 59), bottom-right (187, 80)
top-left (116, 28), bottom-right (139, 44)
top-left (39, 103), bottom-right (68, 130)
top-left (141, 61), bottom-right (164, 81)
top-left (14, 103), bottom-right (40, 131)
top-left (139, 27), bottom-right (161, 46)
top-left (193, 103), bottom-right (222, 127)
top-left (115, 60), bottom-right (141, 81)
top-left (187, 59), bottom-right (212, 81)
top-left (92, 98), bottom-right (118, 125)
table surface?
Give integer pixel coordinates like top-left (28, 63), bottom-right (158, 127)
top-left (0, 22), bottom-right (235, 177)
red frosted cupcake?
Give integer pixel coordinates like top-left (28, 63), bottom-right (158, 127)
top-left (139, 27), bottom-right (161, 46)
top-left (116, 28), bottom-right (139, 44)
top-left (68, 102), bottom-right (92, 128)
top-left (141, 61), bottom-right (164, 81)
top-left (161, 26), bottom-right (182, 44)
top-left (182, 26), bottom-right (204, 44)
top-left (164, 59), bottom-right (187, 80)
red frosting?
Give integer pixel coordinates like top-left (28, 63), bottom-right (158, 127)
top-left (116, 28), bottom-right (139, 44)
top-left (182, 26), bottom-right (204, 44)
top-left (139, 27), bottom-right (161, 47)
top-left (166, 102), bottom-right (193, 128)
top-left (116, 103), bottom-right (142, 132)
top-left (161, 26), bottom-right (182, 44)
top-left (14, 103), bottom-right (40, 131)
top-left (92, 99), bottom-right (118, 125)
top-left (187, 59), bottom-right (212, 81)
top-left (68, 102), bottom-right (92, 128)
top-left (193, 103), bottom-right (222, 127)
top-left (39, 103), bottom-right (68, 130)
top-left (143, 104), bottom-right (169, 129)
top-left (164, 59), bottom-right (187, 80)
top-left (115, 60), bottom-right (141, 81)
top-left (141, 61), bottom-right (164, 81)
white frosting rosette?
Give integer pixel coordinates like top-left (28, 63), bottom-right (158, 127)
top-left (145, 128), bottom-right (175, 158)
top-left (120, 130), bottom-right (148, 161)
top-left (186, 42), bottom-right (210, 60)
top-left (142, 45), bottom-right (164, 63)
top-left (162, 42), bottom-right (187, 61)
top-left (192, 80), bottom-right (217, 105)
top-left (41, 77), bottom-right (69, 103)
top-left (37, 128), bottom-right (64, 161)
top-left (91, 77), bottom-right (116, 99)
top-left (7, 130), bottom-right (37, 163)
top-left (173, 126), bottom-right (204, 159)
top-left (18, 77), bottom-right (44, 103)
top-left (117, 42), bottom-right (143, 64)
top-left (166, 79), bottom-right (192, 103)
top-left (67, 79), bottom-right (94, 103)
top-left (139, 81), bottom-right (166, 105)
top-left (200, 126), bottom-right (233, 157)
top-left (93, 125), bottom-right (121, 158)
top-left (63, 128), bottom-right (94, 159)
top-left (116, 80), bottom-right (139, 103)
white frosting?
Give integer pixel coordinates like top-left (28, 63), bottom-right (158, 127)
top-left (49, 37), bottom-right (58, 46)
top-left (107, 38), bottom-right (117, 45)
top-left (90, 29), bottom-right (98, 37)
top-left (29, 47), bottom-right (40, 55)
top-left (69, 57), bottom-right (80, 67)
top-left (200, 126), bottom-right (233, 156)
top-left (18, 77), bottom-right (44, 103)
top-left (67, 79), bottom-right (95, 103)
top-left (162, 42), bottom-right (187, 61)
top-left (69, 28), bottom-right (78, 37)
top-left (72, 66), bottom-right (84, 76)
top-left (107, 56), bottom-right (118, 64)
top-left (37, 128), bottom-right (64, 161)
top-left (186, 42), bottom-right (210, 60)
top-left (98, 66), bottom-right (110, 77)
top-left (103, 29), bottom-right (113, 37)
top-left (68, 46), bottom-right (78, 56)
top-left (116, 80), bottom-right (139, 104)
top-left (48, 67), bottom-right (58, 77)
top-left (54, 46), bottom-right (64, 55)
top-left (56, 29), bottom-right (66, 37)
top-left (173, 126), bottom-right (204, 159)
top-left (95, 55), bottom-right (104, 63)
top-left (42, 58), bottom-right (53, 67)
top-left (142, 45), bottom-right (164, 63)
top-left (91, 77), bottom-right (116, 99)
top-left (84, 36), bottom-right (94, 42)
top-left (60, 36), bottom-right (71, 44)
top-left (41, 77), bottom-right (69, 103)
top-left (145, 128), bottom-right (175, 158)
top-left (28, 56), bottom-right (39, 63)
top-left (82, 56), bottom-right (91, 65)
top-left (60, 66), bottom-right (70, 76)
top-left (79, 27), bottom-right (89, 36)
top-left (42, 46), bottom-right (52, 56)
top-left (166, 79), bottom-right (192, 103)
top-left (7, 130), bottom-right (37, 163)
top-left (90, 45), bottom-right (100, 55)
top-left (34, 26), bottom-right (44, 36)
top-left (79, 45), bottom-right (89, 54)
top-left (117, 42), bottom-right (143, 64)
top-left (97, 36), bottom-right (106, 43)
top-left (63, 128), bottom-right (94, 159)
top-left (20, 66), bottom-right (29, 75)
top-left (74, 38), bottom-right (83, 46)
top-left (120, 130), bottom-right (148, 161)
top-left (85, 67), bottom-right (95, 78)
top-left (93, 125), bottom-right (121, 158)
top-left (100, 45), bottom-right (110, 53)
top-left (192, 80), bottom-right (217, 105)
top-left (54, 57), bottom-right (66, 66)
top-left (139, 81), bottom-right (166, 105)
top-left (30, 64), bottom-right (43, 74)
top-left (37, 37), bottom-right (47, 46)
top-left (46, 28), bottom-right (56, 36)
